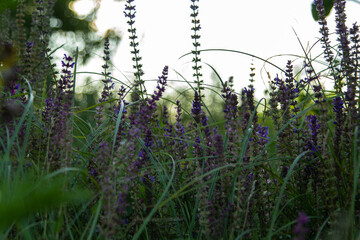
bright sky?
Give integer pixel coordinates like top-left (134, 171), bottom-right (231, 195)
top-left (70, 0), bottom-right (360, 99)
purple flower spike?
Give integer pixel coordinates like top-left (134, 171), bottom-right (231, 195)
top-left (332, 96), bottom-right (344, 113)
top-left (213, 134), bottom-right (224, 157)
top-left (293, 212), bottom-right (309, 240)
top-left (191, 91), bottom-right (202, 123)
top-left (257, 125), bottom-right (270, 145)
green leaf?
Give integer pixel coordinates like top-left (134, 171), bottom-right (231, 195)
top-left (311, 0), bottom-right (334, 21)
top-left (0, 0), bottom-right (17, 15)
top-left (0, 173), bottom-right (91, 230)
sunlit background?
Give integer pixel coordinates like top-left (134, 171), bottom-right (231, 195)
top-left (55, 0), bottom-right (360, 100)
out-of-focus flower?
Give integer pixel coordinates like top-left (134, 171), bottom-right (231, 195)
top-left (0, 99), bottom-right (23, 123)
top-left (293, 212), bottom-right (309, 240)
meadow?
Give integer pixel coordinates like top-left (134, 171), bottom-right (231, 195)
top-left (0, 0), bottom-right (359, 239)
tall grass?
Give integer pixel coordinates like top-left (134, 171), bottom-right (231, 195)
top-left (0, 0), bottom-right (359, 239)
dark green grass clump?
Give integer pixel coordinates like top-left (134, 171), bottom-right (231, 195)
top-left (0, 0), bottom-right (359, 239)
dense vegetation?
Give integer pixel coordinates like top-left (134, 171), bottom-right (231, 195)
top-left (0, 0), bottom-right (359, 239)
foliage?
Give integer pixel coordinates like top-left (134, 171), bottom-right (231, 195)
top-left (0, 0), bottom-right (121, 64)
top-left (0, 0), bottom-right (359, 239)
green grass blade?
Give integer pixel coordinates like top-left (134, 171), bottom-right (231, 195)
top-left (132, 156), bottom-right (176, 240)
top-left (86, 195), bottom-right (102, 240)
top-left (266, 151), bottom-right (310, 240)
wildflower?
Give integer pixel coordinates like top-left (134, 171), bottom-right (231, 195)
top-left (307, 115), bottom-right (319, 136)
top-left (302, 115), bottom-right (322, 178)
top-left (293, 212), bottom-right (309, 240)
top-left (213, 134), bottom-right (224, 157)
top-left (332, 96), bottom-right (345, 159)
top-left (191, 90), bottom-right (202, 123)
top-left (116, 191), bottom-right (128, 224)
top-left (161, 105), bottom-right (174, 147)
top-left (129, 66), bottom-right (168, 179)
top-left (223, 92), bottom-right (238, 121)
top-left (112, 86), bottom-right (129, 151)
top-left (244, 85), bottom-right (256, 113)
top-left (190, 0), bottom-right (203, 99)
top-left (140, 65), bottom-right (168, 124)
top-left (124, 0), bottom-right (145, 99)
top-left (347, 23), bottom-right (360, 121)
top-left (90, 141), bottom-right (110, 182)
top-left (201, 113), bottom-right (213, 157)
top-left (334, 0), bottom-right (350, 66)
top-left (174, 100), bottom-right (188, 169)
top-left (222, 77), bottom-right (239, 162)
top-left (193, 136), bottom-right (203, 157)
top-left (314, 0), bottom-right (334, 64)
top-left (256, 126), bottom-right (269, 145)
top-left (45, 53), bottom-right (75, 169)
top-left (332, 96), bottom-right (344, 114)
top-left (95, 37), bottom-right (115, 127)
top-left (175, 100), bottom-right (186, 138)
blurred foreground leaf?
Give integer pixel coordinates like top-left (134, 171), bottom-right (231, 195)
top-left (0, 172), bottom-right (91, 230)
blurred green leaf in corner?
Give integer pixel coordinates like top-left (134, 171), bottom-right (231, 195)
top-left (0, 172), bottom-right (91, 230)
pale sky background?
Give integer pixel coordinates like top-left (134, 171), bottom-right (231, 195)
top-left (67, 0), bottom-right (360, 100)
